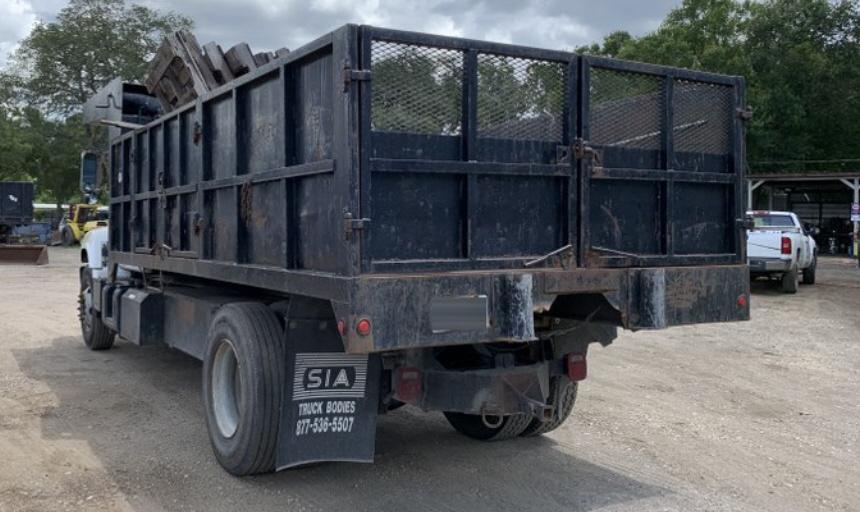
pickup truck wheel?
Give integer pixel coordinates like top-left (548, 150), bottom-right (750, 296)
top-left (802, 256), bottom-right (817, 285)
top-left (781, 266), bottom-right (799, 293)
top-left (202, 303), bottom-right (284, 476)
top-left (78, 268), bottom-right (115, 350)
top-left (443, 411), bottom-right (532, 441)
top-left (520, 378), bottom-right (578, 437)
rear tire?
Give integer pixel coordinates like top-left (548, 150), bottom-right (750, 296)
top-left (520, 378), bottom-right (578, 437)
top-left (443, 411), bottom-right (532, 441)
top-left (781, 266), bottom-right (799, 293)
top-left (202, 303), bottom-right (284, 476)
top-left (61, 227), bottom-right (75, 246)
top-left (802, 256), bottom-right (816, 285)
top-left (78, 268), bottom-right (115, 350)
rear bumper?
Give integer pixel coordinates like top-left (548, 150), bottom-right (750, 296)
top-left (335, 264), bottom-right (751, 354)
top-left (396, 362), bottom-right (557, 417)
top-left (749, 258), bottom-right (791, 273)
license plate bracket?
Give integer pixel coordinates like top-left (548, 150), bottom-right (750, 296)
top-left (430, 295), bottom-right (489, 333)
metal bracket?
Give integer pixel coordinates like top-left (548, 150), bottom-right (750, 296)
top-left (572, 138), bottom-right (602, 165)
top-left (524, 244), bottom-right (576, 269)
top-left (343, 211), bottom-right (370, 240)
top-left (559, 138), bottom-right (602, 166)
top-left (343, 64), bottom-right (371, 92)
top-left (736, 106), bottom-right (753, 121)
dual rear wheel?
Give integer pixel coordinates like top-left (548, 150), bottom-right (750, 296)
top-left (443, 377), bottom-right (578, 441)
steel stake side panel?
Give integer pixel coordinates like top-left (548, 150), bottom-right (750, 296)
top-left (108, 26), bottom-right (361, 277)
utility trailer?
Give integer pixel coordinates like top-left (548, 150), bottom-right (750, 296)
top-left (79, 25), bottom-right (751, 475)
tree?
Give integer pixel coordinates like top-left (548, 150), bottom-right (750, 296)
top-left (9, 0), bottom-right (192, 115)
top-left (1, 0), bottom-right (191, 205)
top-left (19, 109), bottom-right (88, 203)
top-left (744, 0), bottom-right (860, 164)
top-left (0, 109), bottom-right (30, 181)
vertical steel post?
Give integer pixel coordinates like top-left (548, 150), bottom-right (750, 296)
top-left (748, 180), bottom-right (764, 210)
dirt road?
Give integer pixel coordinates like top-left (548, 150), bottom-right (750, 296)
top-left (1, 248), bottom-right (858, 511)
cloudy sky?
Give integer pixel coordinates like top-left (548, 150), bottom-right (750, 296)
top-left (0, 0), bottom-right (680, 67)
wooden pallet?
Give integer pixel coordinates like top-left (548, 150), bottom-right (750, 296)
top-left (145, 30), bottom-right (289, 112)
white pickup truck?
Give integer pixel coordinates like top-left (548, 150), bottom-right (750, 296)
top-left (747, 211), bottom-right (817, 293)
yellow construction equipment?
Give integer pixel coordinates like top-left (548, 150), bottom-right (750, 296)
top-left (60, 204), bottom-right (109, 246)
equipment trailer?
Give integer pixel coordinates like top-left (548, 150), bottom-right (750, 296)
top-left (79, 25), bottom-right (750, 474)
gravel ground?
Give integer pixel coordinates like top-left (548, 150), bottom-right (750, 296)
top-left (1, 247), bottom-right (858, 512)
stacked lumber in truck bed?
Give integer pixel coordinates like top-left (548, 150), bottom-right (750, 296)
top-left (145, 30), bottom-right (289, 112)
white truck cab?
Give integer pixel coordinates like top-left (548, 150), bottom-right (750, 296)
top-left (746, 210), bottom-right (817, 293)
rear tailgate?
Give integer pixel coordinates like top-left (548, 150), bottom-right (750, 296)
top-left (747, 231), bottom-right (784, 258)
top-left (357, 27), bottom-right (745, 273)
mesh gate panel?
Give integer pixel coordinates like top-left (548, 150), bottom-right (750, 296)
top-left (673, 79), bottom-right (734, 156)
top-left (589, 68), bottom-right (664, 150)
top-left (370, 41), bottom-right (463, 135)
top-left (477, 54), bottom-right (567, 141)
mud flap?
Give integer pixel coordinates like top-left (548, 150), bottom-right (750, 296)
top-left (276, 316), bottom-right (381, 469)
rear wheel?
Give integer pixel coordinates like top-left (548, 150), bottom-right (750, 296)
top-left (78, 268), bottom-right (114, 350)
top-left (443, 411), bottom-right (532, 441)
top-left (781, 266), bottom-right (799, 293)
top-left (520, 378), bottom-right (578, 437)
top-left (61, 227), bottom-right (75, 246)
top-left (202, 303), bottom-right (284, 476)
top-left (802, 255), bottom-right (817, 285)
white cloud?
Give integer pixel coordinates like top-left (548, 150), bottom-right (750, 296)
top-left (1, 0), bottom-right (681, 70)
top-left (0, 0), bottom-right (37, 67)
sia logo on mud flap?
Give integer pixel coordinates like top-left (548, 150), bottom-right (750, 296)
top-left (302, 366), bottom-right (356, 391)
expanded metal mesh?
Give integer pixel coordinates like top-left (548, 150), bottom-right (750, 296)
top-left (589, 68), bottom-right (664, 150)
top-left (673, 79), bottom-right (733, 156)
top-left (370, 41), bottom-right (463, 135)
top-left (477, 54), bottom-right (566, 141)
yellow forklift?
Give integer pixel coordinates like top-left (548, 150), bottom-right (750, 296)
top-left (58, 152), bottom-right (109, 246)
top-left (59, 203), bottom-right (109, 246)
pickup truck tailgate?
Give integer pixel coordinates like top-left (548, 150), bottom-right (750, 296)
top-left (748, 231), bottom-right (784, 257)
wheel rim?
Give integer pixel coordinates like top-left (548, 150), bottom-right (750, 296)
top-left (79, 281), bottom-right (93, 336)
top-left (212, 339), bottom-right (241, 438)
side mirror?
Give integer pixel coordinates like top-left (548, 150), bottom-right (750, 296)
top-left (80, 151), bottom-right (99, 193)
top-left (740, 216), bottom-right (755, 230)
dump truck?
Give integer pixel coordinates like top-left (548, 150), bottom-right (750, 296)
top-left (0, 181), bottom-right (48, 265)
top-left (78, 25), bottom-right (751, 475)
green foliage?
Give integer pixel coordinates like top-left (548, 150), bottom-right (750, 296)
top-left (0, 108), bottom-right (30, 181)
top-left (21, 110), bottom-right (89, 203)
top-left (1, 0), bottom-right (190, 204)
top-left (583, 0), bottom-right (860, 169)
top-left (371, 49), bottom-right (462, 134)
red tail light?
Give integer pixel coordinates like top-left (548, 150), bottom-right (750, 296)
top-left (395, 367), bottom-right (422, 403)
top-left (781, 236), bottom-right (792, 255)
top-left (565, 353), bottom-right (587, 382)
top-left (356, 318), bottom-right (372, 336)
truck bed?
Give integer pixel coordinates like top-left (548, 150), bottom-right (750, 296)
top-left (106, 25), bottom-right (750, 350)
